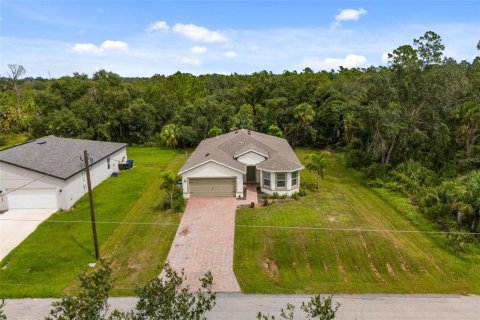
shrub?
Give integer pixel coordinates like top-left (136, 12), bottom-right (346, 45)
top-left (280, 193), bottom-right (288, 199)
top-left (298, 188), bottom-right (307, 197)
top-left (172, 196), bottom-right (186, 213)
top-left (363, 163), bottom-right (390, 181)
top-left (291, 192), bottom-right (300, 200)
top-left (272, 192), bottom-right (279, 199)
top-left (262, 193), bottom-right (269, 200)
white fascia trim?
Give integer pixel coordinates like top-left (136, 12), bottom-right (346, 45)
top-left (256, 166), bottom-right (304, 173)
top-left (179, 159), bottom-right (246, 175)
top-left (234, 149), bottom-right (268, 159)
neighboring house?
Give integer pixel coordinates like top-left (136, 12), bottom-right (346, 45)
top-left (0, 137), bottom-right (127, 210)
top-left (179, 129), bottom-right (303, 198)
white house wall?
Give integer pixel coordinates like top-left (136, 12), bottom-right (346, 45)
top-left (0, 147), bottom-right (127, 210)
top-left (260, 171), bottom-right (301, 196)
top-left (63, 148), bottom-right (127, 209)
top-left (0, 162), bottom-right (65, 210)
top-left (236, 152), bottom-right (266, 165)
top-left (181, 161), bottom-right (244, 199)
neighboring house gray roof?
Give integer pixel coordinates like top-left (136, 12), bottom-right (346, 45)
top-left (0, 136), bottom-right (127, 180)
top-left (179, 129), bottom-right (303, 174)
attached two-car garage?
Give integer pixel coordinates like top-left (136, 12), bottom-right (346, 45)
top-left (189, 178), bottom-right (236, 197)
top-left (6, 188), bottom-right (59, 209)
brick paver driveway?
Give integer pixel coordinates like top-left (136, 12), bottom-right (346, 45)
top-left (165, 197), bottom-right (241, 292)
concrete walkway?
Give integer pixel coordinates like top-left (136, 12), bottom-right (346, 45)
top-left (4, 294), bottom-right (480, 320)
top-left (0, 209), bottom-right (57, 261)
top-left (165, 197), bottom-right (241, 292)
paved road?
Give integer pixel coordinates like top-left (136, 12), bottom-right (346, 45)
top-left (0, 209), bottom-right (57, 261)
top-left (3, 294), bottom-right (480, 320)
top-left (5, 293), bottom-right (480, 320)
top-left (165, 197), bottom-right (240, 292)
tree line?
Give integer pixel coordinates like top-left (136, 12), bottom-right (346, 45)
top-left (1, 31), bottom-right (479, 237)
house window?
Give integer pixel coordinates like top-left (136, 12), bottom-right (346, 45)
top-left (276, 173), bottom-right (286, 188)
top-left (263, 171), bottom-right (271, 187)
top-left (107, 157), bottom-right (111, 170)
top-left (292, 171), bottom-right (298, 186)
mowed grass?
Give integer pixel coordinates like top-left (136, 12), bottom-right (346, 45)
top-left (234, 149), bottom-right (480, 294)
top-left (0, 147), bottom-right (180, 298)
top-left (0, 133), bottom-right (29, 151)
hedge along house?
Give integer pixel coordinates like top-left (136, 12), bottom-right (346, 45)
top-left (179, 129), bottom-right (303, 199)
top-left (0, 137), bottom-right (127, 211)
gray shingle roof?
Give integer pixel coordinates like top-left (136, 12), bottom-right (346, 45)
top-left (0, 137), bottom-right (127, 180)
top-left (179, 129), bottom-right (303, 174)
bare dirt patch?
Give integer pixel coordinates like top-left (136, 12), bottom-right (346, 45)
top-left (386, 262), bottom-right (396, 277)
top-left (298, 233), bottom-right (312, 273)
top-left (328, 233), bottom-right (347, 281)
top-left (261, 256), bottom-right (279, 279)
top-left (358, 232), bottom-right (385, 283)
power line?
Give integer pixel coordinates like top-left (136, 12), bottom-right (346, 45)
top-left (1, 217), bottom-right (480, 236)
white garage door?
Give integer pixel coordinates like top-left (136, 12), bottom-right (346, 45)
top-left (189, 178), bottom-right (236, 197)
top-left (6, 188), bottom-right (59, 209)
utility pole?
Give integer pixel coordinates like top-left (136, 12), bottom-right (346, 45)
top-left (83, 150), bottom-right (100, 260)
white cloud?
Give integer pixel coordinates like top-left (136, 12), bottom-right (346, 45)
top-left (224, 50), bottom-right (237, 58)
top-left (146, 21), bottom-right (169, 32)
top-left (172, 23), bottom-right (227, 43)
top-left (190, 45), bottom-right (207, 54)
top-left (302, 54), bottom-right (368, 70)
top-left (333, 8), bottom-right (367, 28)
top-left (180, 57), bottom-right (202, 66)
top-left (100, 40), bottom-right (128, 51)
top-left (381, 52), bottom-right (390, 63)
top-left (70, 43), bottom-right (103, 55)
top-left (69, 40), bottom-right (128, 55)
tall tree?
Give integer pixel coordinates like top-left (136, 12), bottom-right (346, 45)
top-left (7, 64), bottom-right (26, 117)
top-left (413, 31), bottom-right (445, 67)
top-left (292, 102), bottom-right (316, 145)
top-left (453, 101), bottom-right (480, 158)
top-left (160, 124), bottom-right (179, 148)
top-left (305, 151), bottom-right (330, 189)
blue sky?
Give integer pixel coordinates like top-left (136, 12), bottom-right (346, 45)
top-left (0, 0), bottom-right (479, 77)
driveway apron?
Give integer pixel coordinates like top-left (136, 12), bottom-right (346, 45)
top-left (0, 209), bottom-right (57, 261)
top-left (165, 197), bottom-right (241, 292)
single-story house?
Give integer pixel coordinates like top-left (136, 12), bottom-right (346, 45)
top-left (179, 129), bottom-right (303, 198)
top-left (0, 137), bottom-right (127, 210)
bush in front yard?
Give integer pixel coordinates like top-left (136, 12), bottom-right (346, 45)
top-left (298, 188), bottom-right (307, 197)
top-left (272, 192), bottom-right (279, 199)
top-left (172, 196), bottom-right (186, 213)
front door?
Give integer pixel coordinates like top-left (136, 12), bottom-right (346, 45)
top-left (246, 166), bottom-right (256, 183)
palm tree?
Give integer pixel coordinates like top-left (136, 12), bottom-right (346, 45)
top-left (305, 151), bottom-right (331, 190)
top-left (293, 103), bottom-right (315, 145)
top-left (161, 170), bottom-right (181, 209)
top-left (160, 124), bottom-right (179, 148)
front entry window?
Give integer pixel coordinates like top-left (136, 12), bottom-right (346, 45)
top-left (263, 171), bottom-right (271, 186)
top-left (276, 173), bottom-right (286, 188)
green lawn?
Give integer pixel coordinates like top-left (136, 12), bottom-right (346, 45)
top-left (0, 133), bottom-right (29, 151)
top-left (0, 147), bottom-right (181, 298)
top-left (234, 149), bottom-right (480, 294)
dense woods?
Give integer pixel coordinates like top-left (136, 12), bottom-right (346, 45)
top-left (1, 31), bottom-right (479, 238)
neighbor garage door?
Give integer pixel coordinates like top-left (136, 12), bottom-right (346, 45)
top-left (6, 188), bottom-right (59, 209)
top-left (189, 178), bottom-right (236, 197)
